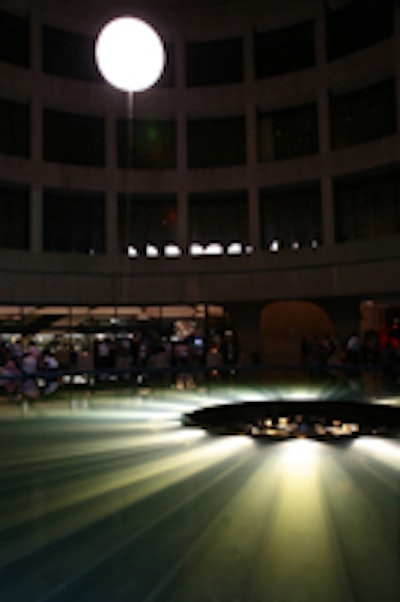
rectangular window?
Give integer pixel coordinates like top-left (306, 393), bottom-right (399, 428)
top-left (117, 119), bottom-right (176, 169)
top-left (0, 10), bottom-right (30, 67)
top-left (43, 189), bottom-right (105, 253)
top-left (187, 116), bottom-right (246, 168)
top-left (42, 25), bottom-right (101, 82)
top-left (334, 168), bottom-right (400, 243)
top-left (0, 97), bottom-right (30, 157)
top-left (0, 183), bottom-right (30, 249)
top-left (118, 193), bottom-right (177, 251)
top-left (330, 79), bottom-right (396, 150)
top-left (188, 191), bottom-right (248, 246)
top-left (186, 37), bottom-right (243, 86)
top-left (260, 184), bottom-right (322, 250)
top-left (43, 109), bottom-right (105, 166)
top-left (258, 103), bottom-right (318, 162)
top-left (254, 20), bottom-right (315, 79)
top-left (326, 0), bottom-right (394, 61)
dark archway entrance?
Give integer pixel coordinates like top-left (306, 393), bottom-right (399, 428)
top-left (260, 300), bottom-right (335, 367)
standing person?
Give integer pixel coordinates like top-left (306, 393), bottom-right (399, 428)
top-left (20, 350), bottom-right (40, 400)
top-left (0, 354), bottom-right (21, 398)
top-left (42, 349), bottom-right (60, 395)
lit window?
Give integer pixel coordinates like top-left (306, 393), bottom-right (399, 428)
top-left (189, 243), bottom-right (204, 256)
top-left (164, 243), bottom-right (182, 258)
top-left (227, 242), bottom-right (243, 255)
top-left (204, 242), bottom-right (224, 256)
top-left (270, 239), bottom-right (279, 252)
top-left (146, 243), bottom-right (159, 258)
top-left (127, 245), bottom-right (139, 258)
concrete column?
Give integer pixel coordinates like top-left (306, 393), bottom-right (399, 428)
top-left (30, 1), bottom-right (43, 252)
top-left (105, 190), bottom-right (118, 256)
top-left (30, 188), bottom-right (42, 253)
top-left (175, 35), bottom-right (188, 249)
top-left (30, 1), bottom-right (43, 167)
top-left (321, 174), bottom-right (335, 246)
top-left (103, 106), bottom-right (118, 257)
top-left (243, 26), bottom-right (260, 250)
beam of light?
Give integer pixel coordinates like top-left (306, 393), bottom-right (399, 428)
top-left (241, 440), bottom-right (351, 601)
top-left (352, 436), bottom-right (400, 469)
top-left (29, 451), bottom-right (255, 602)
top-left (316, 443), bottom-right (399, 600)
top-left (0, 429), bottom-right (252, 547)
top-left (274, 383), bottom-right (327, 401)
top-left (140, 447), bottom-right (285, 602)
top-left (370, 397), bottom-right (400, 408)
top-left (281, 438), bottom-right (320, 477)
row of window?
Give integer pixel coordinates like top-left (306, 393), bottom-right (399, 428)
top-left (1, 168), bottom-right (398, 253)
top-left (0, 79), bottom-right (396, 166)
top-left (0, 1), bottom-right (394, 83)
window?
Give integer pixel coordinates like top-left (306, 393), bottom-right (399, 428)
top-left (0, 10), bottom-right (29, 67)
top-left (258, 103), bottom-right (318, 162)
top-left (117, 119), bottom-right (176, 169)
top-left (186, 38), bottom-right (243, 86)
top-left (42, 25), bottom-right (101, 82)
top-left (0, 97), bottom-right (30, 157)
top-left (187, 116), bottom-right (246, 168)
top-left (326, 0), bottom-right (394, 61)
top-left (118, 193), bottom-right (177, 252)
top-left (188, 191), bottom-right (248, 246)
top-left (330, 79), bottom-right (396, 150)
top-left (43, 189), bottom-right (105, 253)
top-left (43, 109), bottom-right (105, 166)
top-left (0, 183), bottom-right (29, 249)
top-left (260, 184), bottom-right (322, 250)
top-left (254, 20), bottom-right (315, 79)
top-left (334, 168), bottom-right (400, 243)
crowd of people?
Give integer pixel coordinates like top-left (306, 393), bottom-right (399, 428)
top-left (0, 330), bottom-right (243, 400)
top-left (1, 325), bottom-right (399, 402)
top-left (0, 339), bottom-right (60, 400)
top-left (301, 328), bottom-right (400, 393)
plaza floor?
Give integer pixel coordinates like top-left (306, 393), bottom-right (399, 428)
top-left (0, 386), bottom-right (399, 601)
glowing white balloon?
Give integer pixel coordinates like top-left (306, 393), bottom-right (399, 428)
top-left (95, 17), bottom-right (165, 92)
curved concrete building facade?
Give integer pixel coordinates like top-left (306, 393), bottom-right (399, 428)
top-left (0, 0), bottom-right (399, 355)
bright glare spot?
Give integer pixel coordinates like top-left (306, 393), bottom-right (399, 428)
top-left (291, 241), bottom-right (300, 250)
top-left (245, 245), bottom-right (254, 255)
top-left (208, 434), bottom-right (253, 456)
top-left (164, 243), bottom-right (182, 258)
top-left (189, 243), bottom-right (204, 256)
top-left (127, 245), bottom-right (139, 258)
top-left (311, 239), bottom-right (319, 249)
top-left (277, 386), bottom-right (320, 401)
top-left (227, 242), bottom-right (242, 256)
top-left (270, 239), bottom-right (279, 252)
top-left (161, 428), bottom-right (206, 445)
top-left (353, 437), bottom-right (400, 468)
top-left (282, 439), bottom-right (319, 476)
top-left (204, 242), bottom-right (224, 256)
top-left (146, 243), bottom-right (159, 258)
top-left (372, 397), bottom-right (400, 408)
top-left (95, 17), bottom-right (165, 92)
